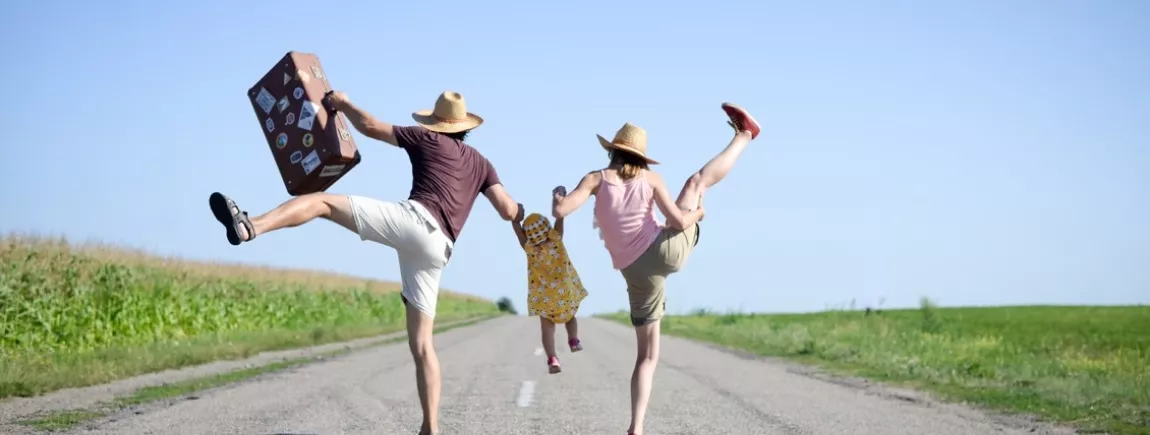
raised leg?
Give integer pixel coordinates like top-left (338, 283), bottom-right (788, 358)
top-left (208, 191), bottom-right (357, 244)
top-left (565, 317), bottom-right (582, 352)
top-left (674, 103), bottom-right (762, 212)
top-left (627, 320), bottom-right (661, 435)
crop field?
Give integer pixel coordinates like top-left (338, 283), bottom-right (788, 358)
top-left (600, 303), bottom-right (1149, 434)
top-left (0, 235), bottom-right (500, 399)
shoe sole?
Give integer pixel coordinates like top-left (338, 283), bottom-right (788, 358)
top-left (209, 192), bottom-right (241, 246)
top-left (549, 365), bottom-right (562, 374)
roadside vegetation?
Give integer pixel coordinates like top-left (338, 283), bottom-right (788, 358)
top-left (0, 235), bottom-right (501, 399)
top-left (599, 300), bottom-right (1149, 434)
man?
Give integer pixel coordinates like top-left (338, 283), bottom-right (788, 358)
top-left (208, 90), bottom-right (524, 435)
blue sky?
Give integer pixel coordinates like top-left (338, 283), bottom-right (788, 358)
top-left (2, 0), bottom-right (1147, 315)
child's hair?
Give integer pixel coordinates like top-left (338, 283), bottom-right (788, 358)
top-left (609, 150), bottom-right (649, 181)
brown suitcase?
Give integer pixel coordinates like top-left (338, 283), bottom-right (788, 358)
top-left (247, 51), bottom-right (361, 196)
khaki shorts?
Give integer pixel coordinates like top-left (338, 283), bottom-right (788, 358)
top-left (620, 223), bottom-right (700, 326)
top-left (347, 196), bottom-right (453, 319)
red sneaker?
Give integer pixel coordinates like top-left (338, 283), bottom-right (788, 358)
top-left (721, 102), bottom-right (762, 139)
top-left (547, 356), bottom-right (562, 374)
top-left (569, 338), bottom-right (583, 353)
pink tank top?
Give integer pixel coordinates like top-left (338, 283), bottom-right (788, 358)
top-left (593, 170), bottom-right (663, 270)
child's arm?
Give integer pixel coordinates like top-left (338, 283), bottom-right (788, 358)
top-left (512, 218), bottom-right (528, 247)
top-left (554, 216), bottom-right (565, 237)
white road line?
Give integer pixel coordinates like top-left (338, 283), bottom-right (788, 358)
top-left (533, 347), bottom-right (543, 356)
top-left (515, 381), bottom-right (536, 408)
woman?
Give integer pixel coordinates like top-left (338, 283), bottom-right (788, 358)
top-left (550, 102), bottom-right (761, 435)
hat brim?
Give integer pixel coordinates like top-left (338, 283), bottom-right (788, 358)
top-left (597, 135), bottom-right (659, 165)
top-left (411, 110), bottom-right (484, 134)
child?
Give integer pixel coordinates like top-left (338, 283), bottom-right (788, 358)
top-left (550, 102), bottom-right (762, 434)
top-left (512, 212), bottom-right (589, 374)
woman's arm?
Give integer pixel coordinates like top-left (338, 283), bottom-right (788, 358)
top-left (511, 218), bottom-right (528, 247)
top-left (552, 171), bottom-right (601, 219)
top-left (648, 171), bottom-right (704, 230)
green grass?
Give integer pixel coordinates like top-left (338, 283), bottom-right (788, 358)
top-left (598, 302), bottom-right (1150, 434)
top-left (0, 235), bottom-right (501, 399)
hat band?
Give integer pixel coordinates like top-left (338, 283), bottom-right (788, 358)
top-left (430, 113), bottom-right (472, 124)
top-left (610, 141), bottom-right (643, 151)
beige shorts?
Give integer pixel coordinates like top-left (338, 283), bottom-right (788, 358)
top-left (620, 223), bottom-right (700, 326)
top-left (347, 196), bottom-right (453, 319)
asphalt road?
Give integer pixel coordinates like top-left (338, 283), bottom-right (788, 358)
top-left (65, 316), bottom-right (1070, 435)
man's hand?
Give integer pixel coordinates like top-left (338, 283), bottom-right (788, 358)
top-left (515, 203), bottom-right (526, 222)
top-left (326, 90), bottom-right (351, 112)
top-left (552, 186), bottom-right (567, 203)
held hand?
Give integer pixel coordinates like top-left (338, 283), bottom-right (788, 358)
top-left (552, 185), bottom-right (567, 201)
top-left (514, 203), bottom-right (526, 222)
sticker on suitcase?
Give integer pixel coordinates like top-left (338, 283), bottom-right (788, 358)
top-left (319, 164), bottom-right (345, 178)
top-left (302, 133), bottom-right (314, 148)
top-left (283, 72), bottom-right (292, 86)
top-left (290, 150), bottom-right (303, 164)
top-left (297, 70), bottom-right (311, 84)
top-left (275, 132), bottom-right (288, 150)
top-left (293, 87), bottom-right (305, 100)
top-left (255, 87), bottom-right (276, 114)
top-left (277, 96), bottom-right (290, 113)
top-left (285, 112), bottom-right (296, 126)
top-left (265, 117), bottom-right (275, 133)
top-left (338, 127), bottom-right (351, 141)
top-left (301, 150), bottom-right (321, 175)
top-left (298, 101), bottom-right (318, 130)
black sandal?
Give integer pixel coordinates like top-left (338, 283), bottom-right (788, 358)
top-left (209, 192), bottom-right (255, 246)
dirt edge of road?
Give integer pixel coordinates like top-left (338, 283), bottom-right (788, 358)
top-left (0, 316), bottom-right (500, 434)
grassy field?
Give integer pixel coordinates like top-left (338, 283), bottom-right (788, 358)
top-left (0, 235), bottom-right (501, 399)
top-left (599, 302), bottom-right (1149, 434)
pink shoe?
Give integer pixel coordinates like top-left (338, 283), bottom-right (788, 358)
top-left (547, 356), bottom-right (562, 374)
top-left (568, 338), bottom-right (583, 353)
top-left (721, 102), bottom-right (762, 139)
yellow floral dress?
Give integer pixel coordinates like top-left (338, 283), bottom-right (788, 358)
top-left (522, 213), bottom-right (588, 324)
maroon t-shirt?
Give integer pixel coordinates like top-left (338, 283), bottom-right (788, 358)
top-left (393, 125), bottom-right (501, 243)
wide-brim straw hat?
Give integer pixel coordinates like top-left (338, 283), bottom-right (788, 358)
top-left (597, 122), bottom-right (659, 165)
top-left (412, 91), bottom-right (484, 134)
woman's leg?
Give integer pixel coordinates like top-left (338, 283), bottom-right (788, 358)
top-left (675, 103), bottom-right (762, 211)
top-left (628, 320), bottom-right (661, 435)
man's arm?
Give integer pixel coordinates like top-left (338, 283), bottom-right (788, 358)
top-left (552, 171), bottom-right (600, 219)
top-left (554, 215), bottom-right (564, 237)
top-left (326, 91), bottom-right (399, 147)
top-left (483, 184), bottom-right (525, 222)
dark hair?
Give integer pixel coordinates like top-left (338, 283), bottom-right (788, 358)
top-left (609, 150), bottom-right (649, 180)
top-left (443, 129), bottom-right (470, 142)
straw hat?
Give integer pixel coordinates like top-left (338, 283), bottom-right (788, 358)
top-left (597, 122), bottom-right (659, 165)
top-left (411, 91), bottom-right (484, 133)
